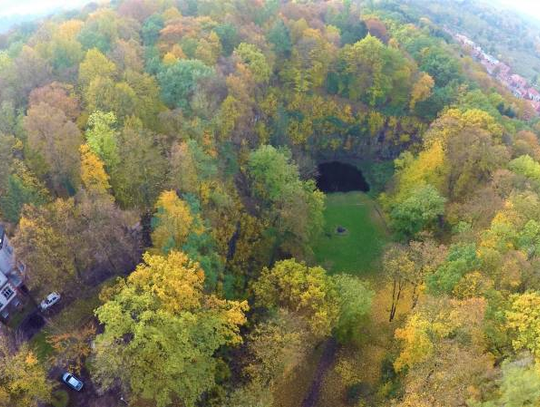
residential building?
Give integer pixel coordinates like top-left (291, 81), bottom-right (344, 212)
top-left (511, 74), bottom-right (528, 88)
top-left (0, 225), bottom-right (26, 322)
top-left (528, 88), bottom-right (540, 102)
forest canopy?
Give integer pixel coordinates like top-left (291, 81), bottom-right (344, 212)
top-left (1, 0), bottom-right (540, 407)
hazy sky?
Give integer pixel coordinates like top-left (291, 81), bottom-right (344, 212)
top-left (0, 0), bottom-right (94, 17)
top-left (495, 0), bottom-right (540, 21)
top-left (0, 0), bottom-right (540, 22)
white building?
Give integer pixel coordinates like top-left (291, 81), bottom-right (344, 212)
top-left (0, 225), bottom-right (26, 321)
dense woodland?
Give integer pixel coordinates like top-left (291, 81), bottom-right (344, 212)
top-left (1, 0), bottom-right (540, 406)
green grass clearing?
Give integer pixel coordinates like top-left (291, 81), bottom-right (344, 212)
top-left (312, 192), bottom-right (388, 275)
top-left (29, 329), bottom-right (54, 363)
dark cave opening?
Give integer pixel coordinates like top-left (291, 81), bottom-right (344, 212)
top-left (316, 161), bottom-right (370, 193)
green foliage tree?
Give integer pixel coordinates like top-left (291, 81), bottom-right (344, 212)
top-left (0, 174), bottom-right (47, 223)
top-left (471, 358), bottom-right (540, 407)
top-left (333, 275), bottom-right (374, 343)
top-left (214, 23), bottom-right (240, 56)
top-left (85, 111), bottom-right (120, 171)
top-left (141, 14), bottom-right (164, 46)
top-left (111, 119), bottom-right (168, 209)
top-left (234, 43), bottom-right (271, 84)
top-left (267, 20), bottom-right (292, 57)
top-left (390, 184), bottom-right (446, 239)
top-left (247, 145), bottom-right (324, 257)
top-left (78, 48), bottom-right (116, 88)
top-left (157, 59), bottom-right (214, 109)
top-left (419, 46), bottom-right (462, 87)
top-left (339, 34), bottom-right (412, 108)
top-left (427, 243), bottom-right (479, 295)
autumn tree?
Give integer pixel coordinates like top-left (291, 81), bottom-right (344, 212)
top-left (507, 292), bottom-right (540, 360)
top-left (13, 194), bottom-right (139, 295)
top-left (338, 34), bottom-right (413, 108)
top-left (111, 118), bottom-right (168, 210)
top-left (226, 309), bottom-right (310, 406)
top-left (13, 203), bottom-right (77, 295)
top-left (91, 251), bottom-right (248, 407)
top-left (24, 103), bottom-right (82, 195)
top-left (0, 337), bottom-right (53, 407)
top-left (168, 140), bottom-right (218, 196)
top-left (75, 190), bottom-right (141, 275)
top-left (394, 297), bottom-right (494, 407)
top-left (383, 244), bottom-right (415, 322)
top-left (28, 82), bottom-right (80, 121)
top-left (48, 323), bottom-right (96, 374)
top-left (151, 190), bottom-right (195, 253)
top-left (245, 309), bottom-right (310, 384)
top-left (79, 144), bottom-right (111, 195)
top-left (9, 46), bottom-right (52, 107)
top-left (410, 72), bottom-right (434, 110)
top-left (78, 48), bottom-right (116, 89)
top-left (252, 259), bottom-right (339, 336)
top-left (234, 43), bottom-right (271, 84)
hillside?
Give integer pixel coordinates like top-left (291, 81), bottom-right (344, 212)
top-left (0, 1), bottom-right (540, 407)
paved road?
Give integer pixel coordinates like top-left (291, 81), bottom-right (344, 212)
top-left (17, 309), bottom-right (45, 340)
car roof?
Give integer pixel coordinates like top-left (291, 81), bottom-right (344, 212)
top-left (68, 376), bottom-right (80, 386)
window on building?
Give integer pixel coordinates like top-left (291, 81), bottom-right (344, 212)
top-left (2, 286), bottom-right (14, 300)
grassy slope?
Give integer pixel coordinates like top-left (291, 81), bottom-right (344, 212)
top-left (308, 192), bottom-right (409, 407)
top-left (311, 192), bottom-right (389, 276)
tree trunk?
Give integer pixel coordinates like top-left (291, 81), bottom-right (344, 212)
top-left (389, 278), bottom-right (404, 322)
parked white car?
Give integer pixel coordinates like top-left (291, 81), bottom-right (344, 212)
top-left (62, 372), bottom-right (84, 391)
top-left (40, 292), bottom-right (61, 311)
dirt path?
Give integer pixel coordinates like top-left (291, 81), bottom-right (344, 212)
top-left (301, 338), bottom-right (339, 407)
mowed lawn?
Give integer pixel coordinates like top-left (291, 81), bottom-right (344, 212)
top-left (312, 192), bottom-right (388, 275)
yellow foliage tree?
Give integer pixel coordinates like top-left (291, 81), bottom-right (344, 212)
top-left (410, 72), bottom-right (434, 110)
top-left (78, 48), bottom-right (116, 88)
top-left (80, 144), bottom-right (111, 195)
top-left (0, 338), bottom-right (53, 407)
top-left (92, 251), bottom-right (248, 407)
top-left (151, 190), bottom-right (197, 254)
top-left (252, 259), bottom-right (339, 336)
top-left (507, 292), bottom-right (540, 360)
